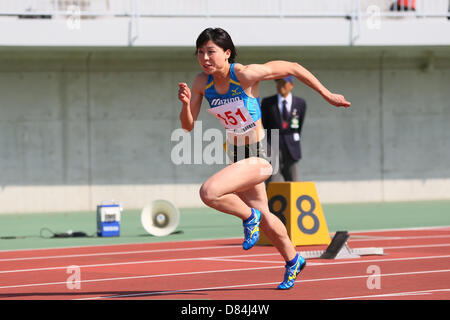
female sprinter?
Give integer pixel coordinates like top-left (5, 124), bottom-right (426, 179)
top-left (178, 28), bottom-right (350, 290)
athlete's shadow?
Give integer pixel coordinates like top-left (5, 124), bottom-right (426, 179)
top-left (0, 287), bottom-right (277, 299)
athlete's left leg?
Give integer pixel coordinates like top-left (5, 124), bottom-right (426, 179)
top-left (237, 181), bottom-right (306, 289)
top-left (235, 182), bottom-right (297, 262)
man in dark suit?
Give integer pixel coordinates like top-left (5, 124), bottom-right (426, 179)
top-left (261, 76), bottom-right (307, 183)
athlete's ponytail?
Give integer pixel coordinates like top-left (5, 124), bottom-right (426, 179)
top-left (195, 28), bottom-right (237, 63)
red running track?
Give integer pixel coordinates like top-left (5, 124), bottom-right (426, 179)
top-left (0, 226), bottom-right (449, 300)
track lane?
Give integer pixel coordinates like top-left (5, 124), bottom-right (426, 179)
top-left (0, 227), bottom-right (449, 300)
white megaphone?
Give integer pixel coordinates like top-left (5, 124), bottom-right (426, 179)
top-left (141, 199), bottom-right (180, 237)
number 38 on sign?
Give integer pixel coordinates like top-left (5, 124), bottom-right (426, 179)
top-left (258, 182), bottom-right (331, 246)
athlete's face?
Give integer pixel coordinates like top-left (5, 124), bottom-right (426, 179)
top-left (197, 40), bottom-right (231, 74)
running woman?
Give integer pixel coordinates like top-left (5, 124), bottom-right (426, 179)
top-left (178, 28), bottom-right (350, 289)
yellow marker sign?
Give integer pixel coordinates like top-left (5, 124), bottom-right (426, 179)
top-left (258, 182), bottom-right (331, 246)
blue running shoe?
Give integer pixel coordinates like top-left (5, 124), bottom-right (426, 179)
top-left (277, 254), bottom-right (306, 290)
top-left (242, 208), bottom-right (261, 250)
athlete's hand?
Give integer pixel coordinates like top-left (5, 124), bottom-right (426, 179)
top-left (178, 82), bottom-right (191, 105)
top-left (324, 92), bottom-right (351, 108)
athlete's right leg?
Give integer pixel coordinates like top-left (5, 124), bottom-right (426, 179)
top-left (199, 158), bottom-right (272, 249)
top-left (199, 157), bottom-right (272, 221)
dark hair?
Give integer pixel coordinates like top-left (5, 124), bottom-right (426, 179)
top-left (195, 28), bottom-right (237, 63)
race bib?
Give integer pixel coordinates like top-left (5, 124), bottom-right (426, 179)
top-left (207, 99), bottom-right (256, 134)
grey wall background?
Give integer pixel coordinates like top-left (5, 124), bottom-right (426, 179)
top-left (0, 46), bottom-right (449, 213)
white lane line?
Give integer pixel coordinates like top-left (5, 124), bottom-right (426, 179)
top-left (201, 257), bottom-right (283, 264)
top-left (1, 225), bottom-right (447, 254)
top-left (327, 288), bottom-right (450, 300)
top-left (0, 244), bottom-right (242, 263)
top-left (1, 233), bottom-right (449, 263)
top-left (0, 265), bottom-right (283, 290)
top-left (309, 254), bottom-right (450, 266)
top-left (77, 269), bottom-right (450, 300)
top-left (1, 225), bottom-right (449, 260)
top-left (1, 249), bottom-right (450, 274)
top-left (348, 226), bottom-right (450, 233)
top-left (1, 255), bottom-right (450, 290)
top-left (349, 234), bottom-right (450, 242)
top-left (0, 237), bottom-right (242, 253)
top-left (383, 243), bottom-right (450, 250)
top-left (77, 281), bottom-right (282, 300)
top-left (0, 253), bottom-right (282, 274)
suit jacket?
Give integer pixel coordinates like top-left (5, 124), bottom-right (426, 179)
top-left (261, 94), bottom-right (307, 161)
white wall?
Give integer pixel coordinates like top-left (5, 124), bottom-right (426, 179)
top-left (0, 14), bottom-right (449, 47)
top-left (0, 46), bottom-right (449, 213)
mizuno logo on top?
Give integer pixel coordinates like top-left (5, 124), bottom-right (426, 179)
top-left (210, 97), bottom-right (241, 106)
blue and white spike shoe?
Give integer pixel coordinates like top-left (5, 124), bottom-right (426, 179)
top-left (277, 253), bottom-right (306, 290)
top-left (242, 208), bottom-right (261, 250)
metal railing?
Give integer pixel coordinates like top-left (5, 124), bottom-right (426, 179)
top-left (0, 0), bottom-right (448, 46)
top-left (0, 0), bottom-right (448, 18)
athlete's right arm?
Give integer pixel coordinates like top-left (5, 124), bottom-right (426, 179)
top-left (178, 73), bottom-right (206, 132)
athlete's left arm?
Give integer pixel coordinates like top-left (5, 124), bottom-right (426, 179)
top-left (235, 61), bottom-right (350, 108)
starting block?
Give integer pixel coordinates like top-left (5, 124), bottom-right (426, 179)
top-left (320, 231), bottom-right (361, 259)
top-left (300, 231), bottom-right (384, 260)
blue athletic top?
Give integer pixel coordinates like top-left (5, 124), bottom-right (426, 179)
top-left (204, 63), bottom-right (262, 122)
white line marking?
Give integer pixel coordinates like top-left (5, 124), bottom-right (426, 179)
top-left (309, 254), bottom-right (450, 267)
top-left (1, 255), bottom-right (449, 290)
top-left (0, 245), bottom-right (242, 263)
top-left (0, 253), bottom-right (282, 274)
top-left (349, 234), bottom-right (450, 242)
top-left (348, 226), bottom-right (450, 233)
top-left (1, 249), bottom-right (450, 275)
top-left (0, 226), bottom-right (448, 298)
top-left (0, 225), bottom-right (448, 254)
top-left (201, 257), bottom-right (282, 264)
top-left (1, 233), bottom-right (449, 263)
top-left (327, 288), bottom-right (450, 300)
top-left (0, 237), bottom-right (242, 253)
top-left (0, 265), bottom-right (282, 290)
top-left (77, 281), bottom-right (283, 300)
top-left (383, 243), bottom-right (450, 250)
top-left (77, 269), bottom-right (450, 300)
